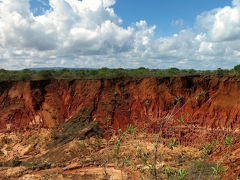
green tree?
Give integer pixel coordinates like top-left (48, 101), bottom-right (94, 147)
top-left (215, 68), bottom-right (224, 77)
top-left (234, 64), bottom-right (240, 73)
top-left (37, 70), bottom-right (54, 79)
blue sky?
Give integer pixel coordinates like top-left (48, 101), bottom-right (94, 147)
top-left (114, 0), bottom-right (232, 36)
top-left (1, 0), bottom-right (240, 70)
top-left (30, 0), bottom-right (232, 36)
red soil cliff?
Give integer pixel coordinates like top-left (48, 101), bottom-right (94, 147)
top-left (1, 76), bottom-right (240, 132)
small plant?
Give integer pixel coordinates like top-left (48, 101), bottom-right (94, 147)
top-left (103, 117), bottom-right (112, 178)
top-left (79, 140), bottom-right (85, 146)
top-left (102, 157), bottom-right (110, 179)
top-left (147, 161), bottom-right (155, 177)
top-left (176, 115), bottom-right (185, 124)
top-left (211, 140), bottom-right (218, 146)
top-left (224, 136), bottom-right (233, 145)
top-left (105, 117), bottom-right (111, 126)
top-left (145, 100), bottom-right (149, 106)
top-left (126, 124), bottom-right (137, 134)
top-left (211, 161), bottom-right (228, 178)
top-left (162, 166), bottom-right (177, 179)
top-left (175, 113), bottom-right (189, 124)
top-left (162, 167), bottom-right (188, 180)
top-left (177, 168), bottom-right (188, 180)
top-left (122, 156), bottom-right (129, 167)
top-left (138, 149), bottom-right (149, 164)
top-left (138, 148), bottom-right (158, 178)
top-left (195, 90), bottom-right (206, 99)
top-left (113, 129), bottom-right (126, 167)
top-left (168, 137), bottom-right (178, 149)
top-left (200, 142), bottom-right (212, 158)
top-left (140, 168), bottom-right (146, 174)
top-left (173, 96), bottom-right (182, 104)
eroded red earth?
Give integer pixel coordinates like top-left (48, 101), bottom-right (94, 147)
top-left (0, 76), bottom-right (240, 178)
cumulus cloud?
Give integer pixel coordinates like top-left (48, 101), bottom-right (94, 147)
top-left (0, 0), bottom-right (136, 69)
top-left (0, 0), bottom-right (57, 51)
top-left (196, 0), bottom-right (240, 42)
top-left (0, 0), bottom-right (240, 70)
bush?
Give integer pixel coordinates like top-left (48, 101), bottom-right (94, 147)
top-left (37, 70), bottom-right (54, 79)
top-left (234, 64), bottom-right (240, 72)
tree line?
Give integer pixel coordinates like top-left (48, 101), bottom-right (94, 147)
top-left (1, 65), bottom-right (240, 81)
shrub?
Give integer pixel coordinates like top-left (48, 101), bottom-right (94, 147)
top-left (234, 64), bottom-right (240, 72)
top-left (211, 161), bottom-right (228, 178)
top-left (37, 70), bottom-right (54, 79)
top-left (168, 137), bottom-right (178, 149)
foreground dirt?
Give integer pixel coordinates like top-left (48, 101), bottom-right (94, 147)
top-left (0, 127), bottom-right (239, 180)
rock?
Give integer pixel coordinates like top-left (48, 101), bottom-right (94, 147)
top-left (6, 166), bottom-right (26, 177)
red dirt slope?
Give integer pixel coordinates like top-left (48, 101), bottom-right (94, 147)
top-left (1, 76), bottom-right (240, 132)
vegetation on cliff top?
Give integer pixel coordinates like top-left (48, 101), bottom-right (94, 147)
top-left (1, 65), bottom-right (240, 81)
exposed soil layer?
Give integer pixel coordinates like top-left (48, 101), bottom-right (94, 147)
top-left (1, 76), bottom-right (240, 131)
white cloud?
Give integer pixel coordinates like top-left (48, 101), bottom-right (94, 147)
top-left (233, 0), bottom-right (240, 7)
top-left (0, 0), bottom-right (134, 69)
top-left (0, 0), bottom-right (240, 70)
top-left (196, 1), bottom-right (240, 42)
